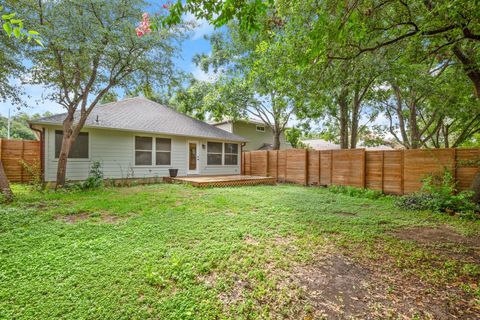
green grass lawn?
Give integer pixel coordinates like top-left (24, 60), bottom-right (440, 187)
top-left (1, 183), bottom-right (479, 319)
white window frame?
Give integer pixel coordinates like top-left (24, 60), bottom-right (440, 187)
top-left (206, 141), bottom-right (239, 166)
top-left (54, 130), bottom-right (91, 161)
top-left (133, 136), bottom-right (172, 167)
top-left (206, 141), bottom-right (224, 166)
top-left (155, 137), bottom-right (172, 166)
top-left (256, 125), bottom-right (265, 132)
top-left (223, 143), bottom-right (239, 166)
top-left (134, 136), bottom-right (153, 167)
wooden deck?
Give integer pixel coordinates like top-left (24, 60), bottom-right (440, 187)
top-left (164, 175), bottom-right (276, 187)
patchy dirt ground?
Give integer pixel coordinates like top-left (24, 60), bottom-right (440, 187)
top-left (55, 212), bottom-right (130, 224)
top-left (291, 253), bottom-right (479, 319)
top-left (333, 211), bottom-right (357, 216)
top-left (390, 225), bottom-right (480, 263)
top-left (200, 234), bottom-right (480, 319)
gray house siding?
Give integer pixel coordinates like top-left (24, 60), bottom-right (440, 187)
top-left (43, 126), bottom-right (241, 182)
top-left (230, 122), bottom-right (290, 151)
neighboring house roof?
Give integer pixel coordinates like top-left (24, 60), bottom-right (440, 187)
top-left (302, 138), bottom-right (395, 150)
top-left (211, 118), bottom-right (290, 129)
top-left (210, 118), bottom-right (264, 126)
top-left (302, 139), bottom-right (341, 150)
top-left (257, 143), bottom-right (273, 150)
top-left (358, 144), bottom-right (394, 150)
top-left (30, 97), bottom-right (247, 142)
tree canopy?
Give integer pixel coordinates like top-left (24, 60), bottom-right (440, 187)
top-left (169, 0), bottom-right (479, 148)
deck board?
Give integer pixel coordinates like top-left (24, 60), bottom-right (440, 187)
top-left (164, 175), bottom-right (276, 187)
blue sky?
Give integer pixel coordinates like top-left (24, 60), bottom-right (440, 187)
top-left (0, 14), bottom-right (217, 118)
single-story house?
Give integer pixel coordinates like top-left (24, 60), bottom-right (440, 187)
top-left (29, 97), bottom-right (248, 182)
top-left (212, 119), bottom-right (291, 151)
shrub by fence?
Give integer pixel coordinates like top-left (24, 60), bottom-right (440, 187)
top-left (0, 139), bottom-right (41, 183)
top-left (241, 148), bottom-right (480, 195)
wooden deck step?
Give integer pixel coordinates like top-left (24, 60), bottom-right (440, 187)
top-left (164, 175), bottom-right (276, 187)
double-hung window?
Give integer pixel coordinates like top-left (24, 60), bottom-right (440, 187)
top-left (207, 142), bottom-right (223, 165)
top-left (207, 142), bottom-right (239, 165)
top-left (135, 136), bottom-right (171, 166)
top-left (135, 136), bottom-right (153, 165)
top-left (156, 138), bottom-right (171, 165)
top-left (55, 130), bottom-right (89, 159)
top-left (224, 143), bottom-right (238, 165)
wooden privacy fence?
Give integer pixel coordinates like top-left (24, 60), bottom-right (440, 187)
top-left (0, 139), bottom-right (41, 183)
top-left (242, 148), bottom-right (480, 195)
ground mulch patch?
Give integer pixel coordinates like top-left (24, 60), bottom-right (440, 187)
top-left (290, 252), bottom-right (480, 319)
top-left (390, 225), bottom-right (480, 263)
top-left (334, 211), bottom-right (357, 216)
top-left (55, 212), bottom-right (130, 224)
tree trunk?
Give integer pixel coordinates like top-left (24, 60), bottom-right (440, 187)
top-left (350, 89), bottom-right (361, 149)
top-left (272, 130), bottom-right (281, 150)
top-left (409, 100), bottom-right (420, 149)
top-left (56, 117), bottom-right (76, 188)
top-left (338, 91), bottom-right (349, 149)
top-left (0, 160), bottom-right (14, 203)
top-left (471, 171), bottom-right (480, 203)
top-left (392, 84), bottom-right (410, 148)
top-left (56, 134), bottom-right (75, 188)
top-left (452, 45), bottom-right (480, 99)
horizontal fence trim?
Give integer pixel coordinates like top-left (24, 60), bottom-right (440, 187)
top-left (242, 148), bottom-right (480, 195)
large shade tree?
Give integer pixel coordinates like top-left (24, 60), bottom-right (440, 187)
top-left (185, 23), bottom-right (298, 150)
top-left (375, 58), bottom-right (480, 149)
top-left (14, 0), bottom-right (185, 187)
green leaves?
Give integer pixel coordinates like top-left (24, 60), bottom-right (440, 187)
top-left (2, 22), bottom-right (11, 35)
top-left (0, 7), bottom-right (43, 46)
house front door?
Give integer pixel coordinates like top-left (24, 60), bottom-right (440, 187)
top-left (188, 141), bottom-right (199, 174)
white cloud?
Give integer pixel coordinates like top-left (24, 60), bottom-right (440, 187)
top-left (192, 64), bottom-right (219, 83)
top-left (184, 13), bottom-right (215, 40)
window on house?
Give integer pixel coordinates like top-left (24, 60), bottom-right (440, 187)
top-left (207, 142), bottom-right (223, 165)
top-left (55, 130), bottom-right (89, 159)
top-left (256, 125), bottom-right (265, 132)
top-left (135, 136), bottom-right (152, 165)
top-left (224, 143), bottom-right (238, 165)
top-left (156, 138), bottom-right (171, 165)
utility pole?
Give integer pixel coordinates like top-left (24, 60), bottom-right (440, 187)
top-left (7, 108), bottom-right (11, 139)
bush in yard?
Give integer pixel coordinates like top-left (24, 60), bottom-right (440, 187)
top-left (396, 169), bottom-right (479, 219)
top-left (395, 192), bottom-right (435, 211)
top-left (328, 185), bottom-right (384, 199)
top-left (65, 161), bottom-right (104, 191)
top-left (20, 160), bottom-right (44, 192)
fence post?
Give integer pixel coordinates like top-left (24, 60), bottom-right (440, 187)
top-left (241, 151), bottom-right (245, 175)
top-left (452, 148), bottom-right (457, 183)
top-left (265, 150), bottom-right (269, 177)
top-left (304, 149), bottom-right (309, 186)
top-left (329, 151), bottom-right (333, 185)
top-left (20, 140), bottom-right (25, 183)
top-left (318, 151), bottom-right (321, 185)
top-left (362, 149), bottom-right (366, 188)
top-left (249, 152), bottom-right (252, 175)
top-left (276, 150), bottom-right (279, 181)
top-left (401, 150), bottom-right (405, 195)
top-left (381, 151), bottom-right (384, 193)
top-left (284, 150), bottom-right (288, 182)
top-left (0, 139), bottom-right (2, 161)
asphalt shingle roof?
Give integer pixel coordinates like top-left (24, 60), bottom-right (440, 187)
top-left (30, 97), bottom-right (247, 142)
